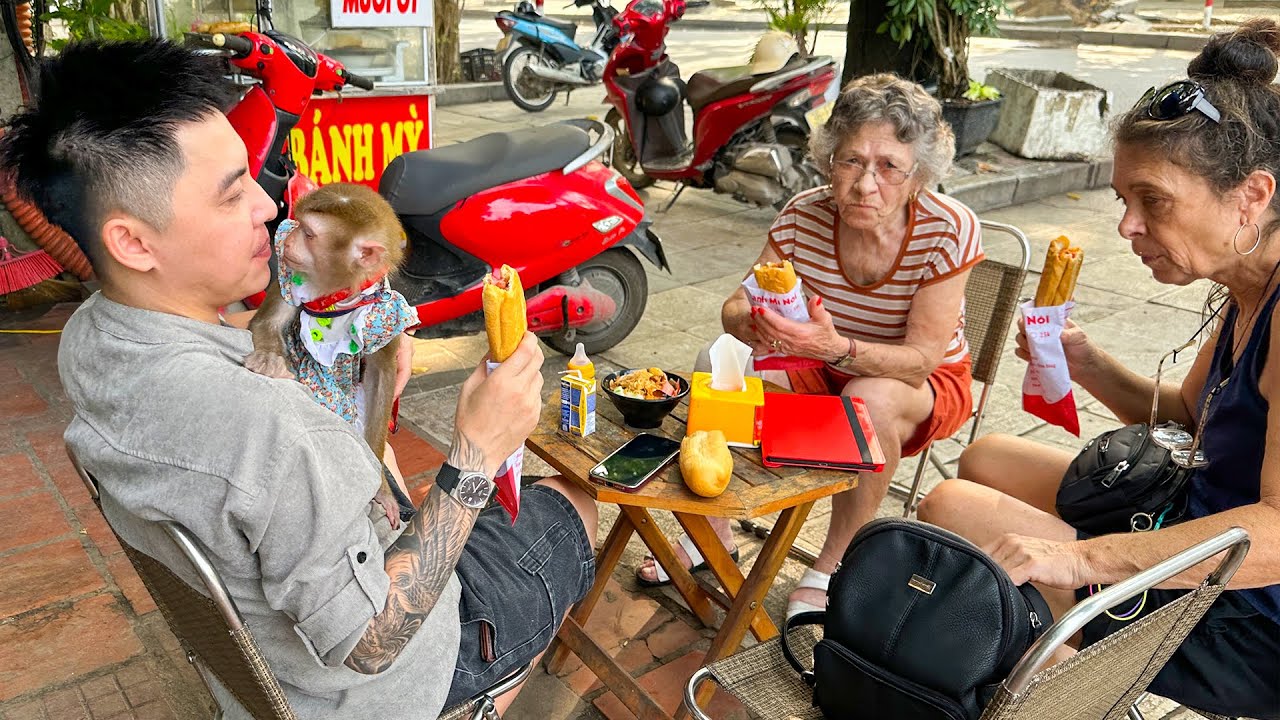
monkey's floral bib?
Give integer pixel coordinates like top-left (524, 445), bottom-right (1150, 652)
top-left (274, 219), bottom-right (419, 426)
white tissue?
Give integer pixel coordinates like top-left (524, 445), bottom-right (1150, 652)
top-left (709, 333), bottom-right (752, 392)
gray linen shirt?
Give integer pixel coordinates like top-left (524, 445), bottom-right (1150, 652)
top-left (60, 293), bottom-right (460, 719)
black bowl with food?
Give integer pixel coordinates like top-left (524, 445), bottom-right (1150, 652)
top-left (600, 368), bottom-right (690, 429)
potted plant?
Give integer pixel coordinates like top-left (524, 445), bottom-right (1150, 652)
top-left (754, 0), bottom-right (839, 57)
top-left (878, 0), bottom-right (1010, 156)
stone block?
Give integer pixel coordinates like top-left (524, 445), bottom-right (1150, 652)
top-left (986, 69), bottom-right (1112, 161)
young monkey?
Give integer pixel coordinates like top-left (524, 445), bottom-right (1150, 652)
top-left (246, 183), bottom-right (418, 528)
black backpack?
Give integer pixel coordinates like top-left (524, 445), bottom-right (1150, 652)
top-left (782, 519), bottom-right (1052, 720)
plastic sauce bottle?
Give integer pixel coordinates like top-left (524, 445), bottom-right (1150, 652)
top-left (560, 343), bottom-right (596, 436)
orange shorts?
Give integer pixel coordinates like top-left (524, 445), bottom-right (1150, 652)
top-left (785, 359), bottom-right (974, 459)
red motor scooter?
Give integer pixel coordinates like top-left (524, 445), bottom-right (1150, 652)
top-left (188, 0), bottom-right (667, 355)
top-left (603, 0), bottom-right (837, 210)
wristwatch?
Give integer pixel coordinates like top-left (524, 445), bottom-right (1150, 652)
top-left (435, 463), bottom-right (494, 509)
top-left (831, 337), bottom-right (858, 371)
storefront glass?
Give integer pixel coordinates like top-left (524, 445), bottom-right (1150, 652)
top-left (161, 0), bottom-right (433, 85)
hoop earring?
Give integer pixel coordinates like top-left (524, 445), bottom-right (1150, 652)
top-left (1234, 223), bottom-right (1262, 256)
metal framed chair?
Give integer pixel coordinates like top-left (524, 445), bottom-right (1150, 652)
top-left (893, 219), bottom-right (1032, 516)
top-left (683, 527), bottom-right (1251, 720)
top-left (66, 443), bottom-right (530, 720)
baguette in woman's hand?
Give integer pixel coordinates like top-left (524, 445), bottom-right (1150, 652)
top-left (1033, 236), bottom-right (1084, 307)
top-left (752, 260), bottom-right (798, 294)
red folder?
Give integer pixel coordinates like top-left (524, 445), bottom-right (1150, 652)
top-left (760, 393), bottom-right (886, 472)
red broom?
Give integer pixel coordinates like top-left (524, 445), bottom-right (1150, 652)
top-left (0, 236), bottom-right (63, 295)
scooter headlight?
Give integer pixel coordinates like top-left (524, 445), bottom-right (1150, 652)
top-left (592, 215), bottom-right (624, 233)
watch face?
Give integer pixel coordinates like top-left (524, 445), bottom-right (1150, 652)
top-left (456, 474), bottom-right (492, 507)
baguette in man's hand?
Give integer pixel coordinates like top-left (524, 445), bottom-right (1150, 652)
top-left (482, 265), bottom-right (526, 362)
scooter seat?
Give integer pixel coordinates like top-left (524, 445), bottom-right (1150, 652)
top-left (380, 124), bottom-right (591, 216)
top-left (685, 54), bottom-right (805, 112)
top-left (516, 10), bottom-right (578, 41)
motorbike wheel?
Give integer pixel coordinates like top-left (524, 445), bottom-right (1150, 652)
top-left (774, 126), bottom-right (824, 211)
top-left (503, 46), bottom-right (558, 112)
top-left (543, 248), bottom-right (648, 356)
top-left (606, 110), bottom-right (655, 190)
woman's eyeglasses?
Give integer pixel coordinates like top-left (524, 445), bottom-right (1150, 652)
top-left (1136, 81), bottom-right (1221, 124)
top-left (829, 155), bottom-right (916, 186)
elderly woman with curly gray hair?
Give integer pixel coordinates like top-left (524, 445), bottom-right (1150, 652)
top-left (635, 73), bottom-right (985, 617)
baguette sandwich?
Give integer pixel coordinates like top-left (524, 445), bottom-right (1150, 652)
top-left (482, 264), bottom-right (527, 362)
top-left (1034, 236), bottom-right (1084, 307)
top-left (753, 260), bottom-right (798, 294)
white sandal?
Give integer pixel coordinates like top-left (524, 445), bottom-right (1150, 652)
top-left (636, 534), bottom-right (740, 588)
top-left (785, 567), bottom-right (830, 621)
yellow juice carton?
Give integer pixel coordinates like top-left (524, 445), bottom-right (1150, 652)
top-left (686, 372), bottom-right (764, 447)
top-left (560, 343), bottom-right (596, 436)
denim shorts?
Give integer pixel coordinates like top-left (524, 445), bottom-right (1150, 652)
top-left (444, 483), bottom-right (595, 707)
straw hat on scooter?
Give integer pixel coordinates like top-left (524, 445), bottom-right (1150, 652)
top-left (749, 31), bottom-right (799, 75)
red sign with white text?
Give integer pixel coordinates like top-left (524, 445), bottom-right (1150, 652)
top-left (331, 0), bottom-right (433, 27)
top-left (290, 94), bottom-right (433, 191)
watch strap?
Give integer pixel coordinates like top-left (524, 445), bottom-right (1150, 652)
top-left (833, 337), bottom-right (857, 370)
top-left (435, 463), bottom-right (462, 494)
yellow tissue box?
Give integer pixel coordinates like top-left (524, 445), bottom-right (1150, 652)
top-left (686, 372), bottom-right (764, 448)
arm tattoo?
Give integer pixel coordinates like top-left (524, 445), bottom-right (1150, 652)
top-left (345, 435), bottom-right (487, 674)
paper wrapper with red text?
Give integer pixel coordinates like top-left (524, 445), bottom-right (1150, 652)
top-left (741, 275), bottom-right (825, 371)
top-left (1019, 301), bottom-right (1080, 436)
top-left (486, 360), bottom-right (524, 523)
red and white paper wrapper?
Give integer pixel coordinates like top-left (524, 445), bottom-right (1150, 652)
top-left (1020, 301), bottom-right (1080, 436)
top-left (486, 360), bottom-right (524, 523)
top-left (741, 276), bottom-right (825, 371)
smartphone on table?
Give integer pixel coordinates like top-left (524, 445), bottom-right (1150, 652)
top-left (589, 433), bottom-right (681, 492)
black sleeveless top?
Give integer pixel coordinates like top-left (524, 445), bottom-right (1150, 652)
top-left (1190, 285), bottom-right (1280, 624)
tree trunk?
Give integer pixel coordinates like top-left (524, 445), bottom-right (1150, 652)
top-left (793, 27), bottom-right (809, 58)
top-left (841, 0), bottom-right (936, 88)
top-left (434, 0), bottom-right (462, 84)
top-left (928, 1), bottom-right (968, 99)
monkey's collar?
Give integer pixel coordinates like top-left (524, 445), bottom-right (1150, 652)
top-left (299, 273), bottom-right (389, 318)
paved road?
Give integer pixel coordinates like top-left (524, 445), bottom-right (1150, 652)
top-left (461, 18), bottom-right (1199, 115)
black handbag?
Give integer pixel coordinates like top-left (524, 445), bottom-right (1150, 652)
top-left (1055, 423), bottom-right (1191, 536)
top-left (782, 519), bottom-right (1052, 720)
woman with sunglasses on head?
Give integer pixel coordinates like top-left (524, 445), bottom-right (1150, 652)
top-left (918, 19), bottom-right (1280, 718)
top-left (634, 74), bottom-right (984, 618)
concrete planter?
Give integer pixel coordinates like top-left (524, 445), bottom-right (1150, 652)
top-left (941, 97), bottom-right (1003, 158)
top-left (985, 68), bottom-right (1112, 160)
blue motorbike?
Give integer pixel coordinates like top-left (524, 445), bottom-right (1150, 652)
top-left (494, 0), bottom-right (619, 112)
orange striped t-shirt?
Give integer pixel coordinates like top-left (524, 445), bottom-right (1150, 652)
top-left (768, 186), bottom-right (984, 365)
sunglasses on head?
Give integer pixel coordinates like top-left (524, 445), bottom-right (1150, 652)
top-left (1136, 81), bottom-right (1221, 124)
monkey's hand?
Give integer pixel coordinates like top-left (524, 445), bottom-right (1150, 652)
top-left (244, 350), bottom-right (295, 379)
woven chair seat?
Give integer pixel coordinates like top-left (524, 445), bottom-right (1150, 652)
top-left (702, 626), bottom-right (823, 720)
